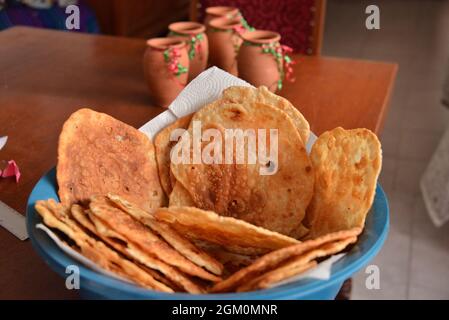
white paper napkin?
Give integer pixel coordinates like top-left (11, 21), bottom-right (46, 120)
top-left (139, 110), bottom-right (177, 140)
top-left (167, 66), bottom-right (252, 118)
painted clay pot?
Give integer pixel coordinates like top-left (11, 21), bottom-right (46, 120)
top-left (207, 17), bottom-right (244, 76)
top-left (168, 21), bottom-right (208, 82)
top-left (143, 37), bottom-right (189, 107)
top-left (204, 6), bottom-right (239, 27)
top-left (238, 30), bottom-right (283, 92)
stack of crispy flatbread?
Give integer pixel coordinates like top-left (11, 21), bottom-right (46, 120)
top-left (35, 86), bottom-right (382, 293)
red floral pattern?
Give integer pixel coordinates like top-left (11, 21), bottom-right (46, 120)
top-left (199, 0), bottom-right (316, 54)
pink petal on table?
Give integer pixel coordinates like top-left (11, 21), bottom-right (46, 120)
top-left (1, 160), bottom-right (21, 183)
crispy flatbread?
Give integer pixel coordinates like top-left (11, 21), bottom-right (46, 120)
top-left (123, 243), bottom-right (205, 293)
top-left (237, 261), bottom-right (317, 292)
top-left (154, 206), bottom-right (299, 255)
top-left (289, 223), bottom-right (310, 240)
top-left (154, 115), bottom-right (193, 197)
top-left (71, 204), bottom-right (127, 245)
top-left (222, 86), bottom-right (310, 144)
top-left (210, 227), bottom-right (361, 292)
top-left (107, 194), bottom-right (224, 275)
top-left (71, 205), bottom-right (184, 290)
top-left (170, 100), bottom-right (314, 236)
top-left (57, 108), bottom-right (164, 211)
top-left (169, 182), bottom-right (196, 206)
top-left (35, 200), bottom-right (173, 292)
top-left (70, 203), bottom-right (207, 293)
top-left (236, 236), bottom-right (357, 292)
top-left (305, 127), bottom-right (382, 238)
top-left (89, 196), bottom-right (220, 283)
top-left (196, 242), bottom-right (258, 277)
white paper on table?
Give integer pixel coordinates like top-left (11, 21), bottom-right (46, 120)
top-left (38, 67), bottom-right (340, 288)
top-left (0, 136), bottom-right (7, 151)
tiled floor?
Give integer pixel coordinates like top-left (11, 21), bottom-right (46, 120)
top-left (322, 0), bottom-right (449, 299)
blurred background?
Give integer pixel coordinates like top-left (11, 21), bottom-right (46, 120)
top-left (1, 0), bottom-right (448, 299)
top-left (322, 0), bottom-right (449, 300)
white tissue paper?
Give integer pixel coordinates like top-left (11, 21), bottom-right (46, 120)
top-left (38, 67), bottom-right (342, 291)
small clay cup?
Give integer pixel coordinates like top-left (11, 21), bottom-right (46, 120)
top-left (168, 21), bottom-right (208, 82)
top-left (143, 37), bottom-right (189, 107)
top-left (237, 30), bottom-right (282, 92)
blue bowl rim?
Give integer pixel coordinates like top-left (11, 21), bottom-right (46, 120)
top-left (26, 168), bottom-right (389, 300)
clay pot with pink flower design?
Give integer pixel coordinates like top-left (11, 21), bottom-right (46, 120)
top-left (207, 17), bottom-right (246, 76)
top-left (143, 37), bottom-right (189, 107)
top-left (168, 21), bottom-right (208, 82)
top-left (237, 30), bottom-right (295, 92)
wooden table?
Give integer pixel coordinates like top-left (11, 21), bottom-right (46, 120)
top-left (0, 27), bottom-right (397, 299)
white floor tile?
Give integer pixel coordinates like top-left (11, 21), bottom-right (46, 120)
top-left (352, 189), bottom-right (413, 300)
top-left (394, 159), bottom-right (427, 195)
top-left (398, 129), bottom-right (442, 161)
top-left (403, 109), bottom-right (449, 134)
top-left (409, 196), bottom-right (449, 294)
top-left (378, 156), bottom-right (396, 196)
top-left (408, 284), bottom-right (449, 300)
top-left (352, 272), bottom-right (408, 299)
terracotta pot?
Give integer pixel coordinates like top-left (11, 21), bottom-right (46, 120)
top-left (237, 30), bottom-right (282, 92)
top-left (204, 6), bottom-right (239, 27)
top-left (143, 37), bottom-right (189, 107)
top-left (168, 21), bottom-right (208, 82)
top-left (207, 17), bottom-right (244, 76)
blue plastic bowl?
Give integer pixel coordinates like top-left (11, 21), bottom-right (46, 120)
top-left (26, 168), bottom-right (389, 300)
